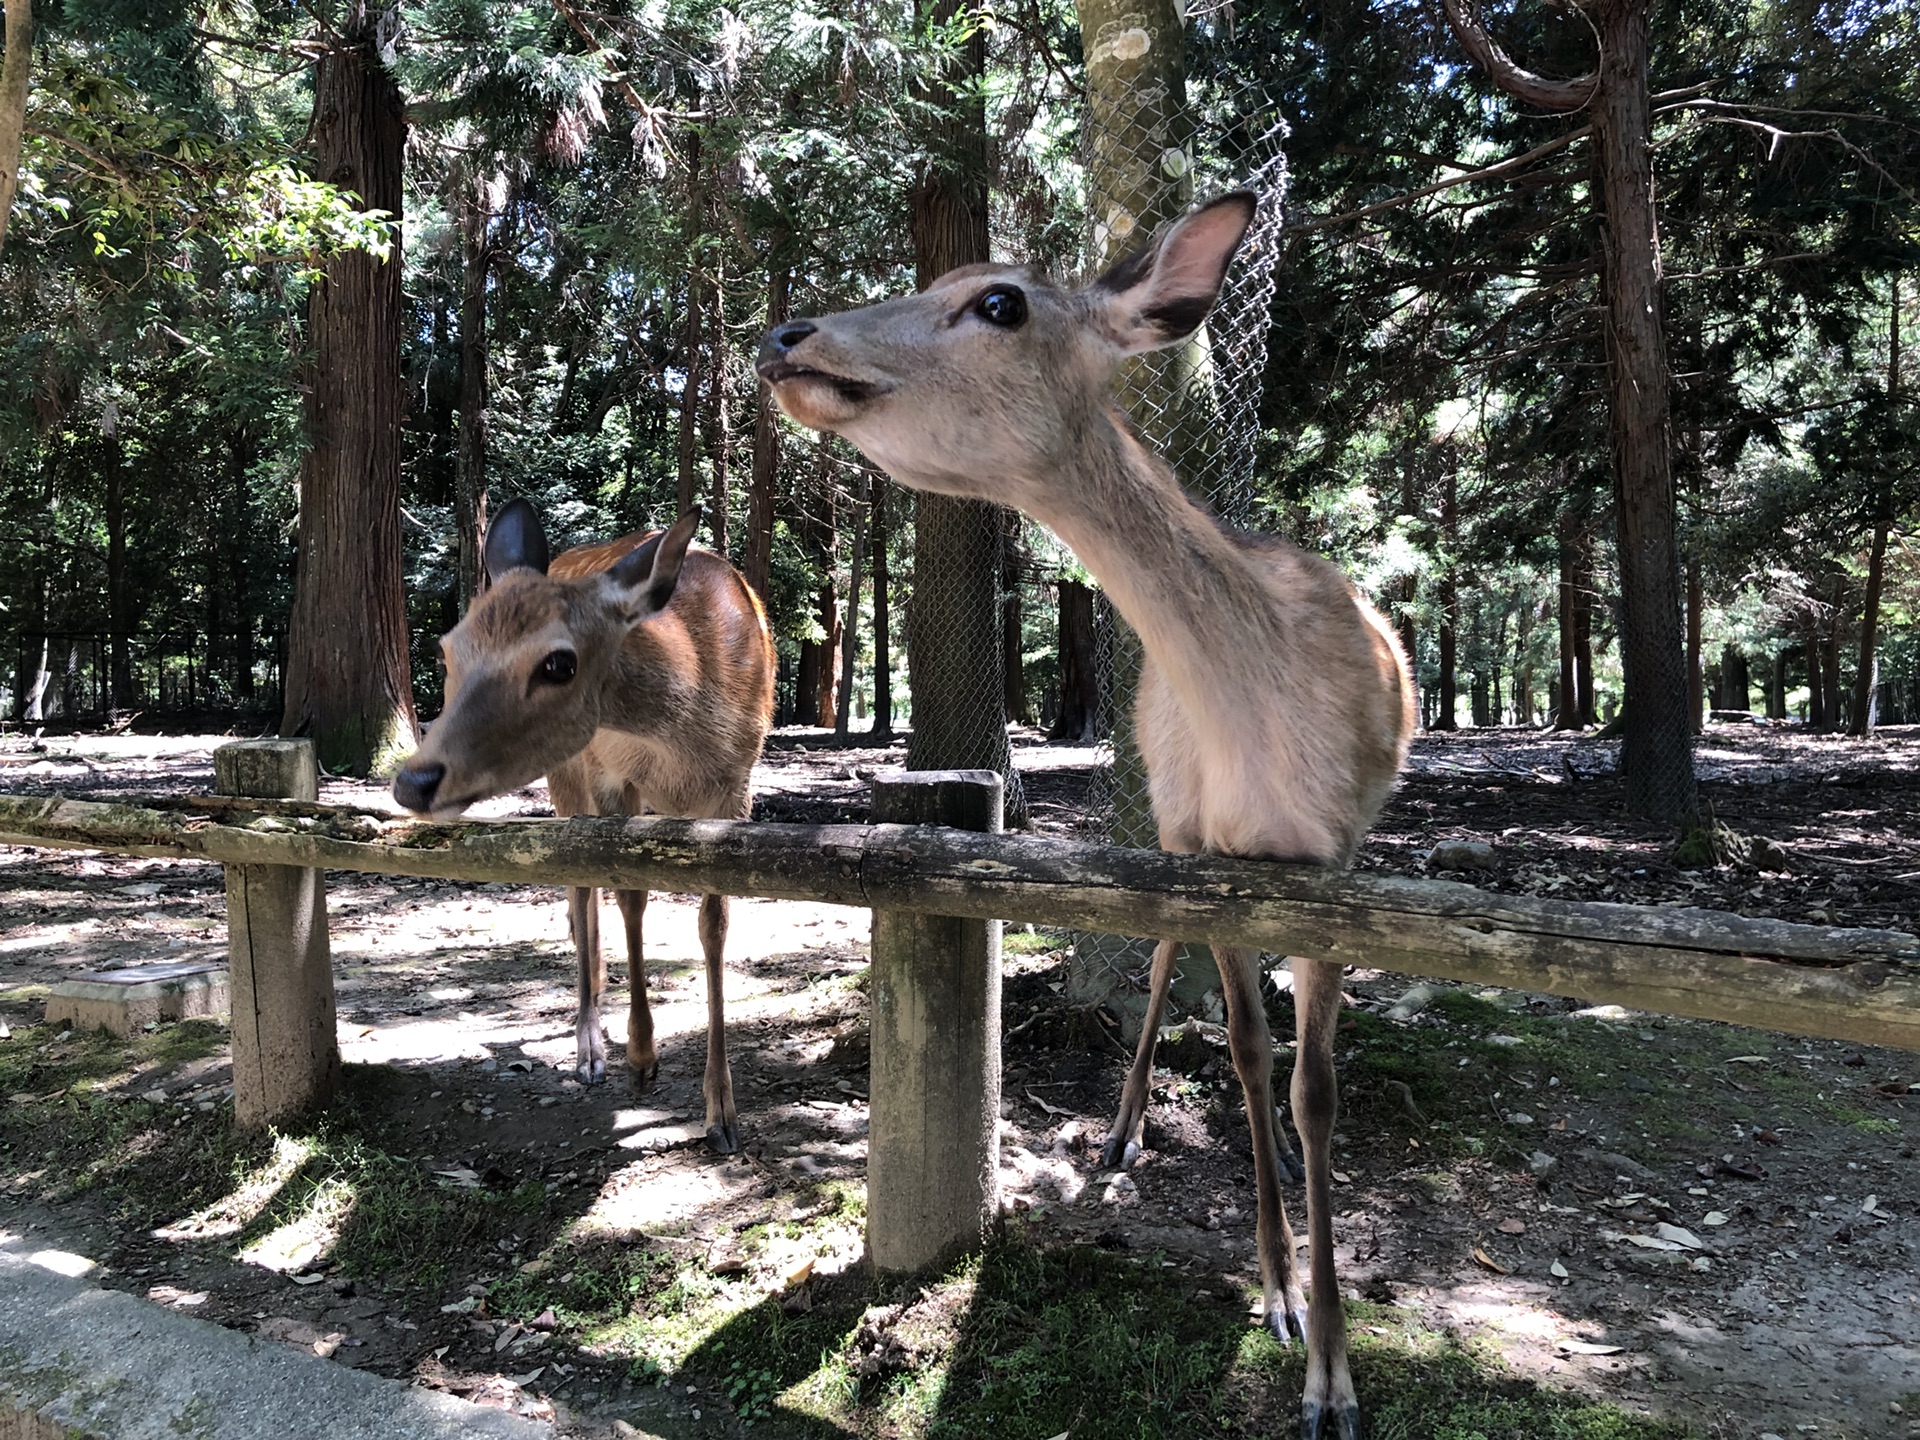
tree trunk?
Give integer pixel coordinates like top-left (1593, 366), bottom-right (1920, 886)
top-left (0, 0), bottom-right (31, 257)
top-left (228, 431), bottom-right (256, 704)
top-left (1768, 649), bottom-right (1787, 720)
top-left (745, 263), bottom-right (789, 599)
top-left (1685, 558), bottom-right (1703, 735)
top-left (280, 12), bottom-right (417, 775)
top-left (705, 250), bottom-right (731, 554)
top-left (106, 448), bottom-right (132, 714)
top-left (1434, 467), bottom-right (1459, 730)
top-left (1000, 509), bottom-right (1033, 726)
top-left (1556, 530), bottom-right (1581, 729)
top-left (455, 173), bottom-right (490, 612)
top-left (1850, 279), bottom-right (1898, 737)
top-left (1592, 0), bottom-right (1695, 819)
top-left (1574, 535), bottom-right (1596, 725)
top-left (871, 478), bottom-right (894, 740)
top-left (1804, 619), bottom-right (1827, 728)
top-left (835, 472), bottom-right (870, 738)
top-left (905, 0), bottom-right (1026, 825)
top-left (1823, 575), bottom-right (1844, 728)
top-left (1051, 578), bottom-right (1100, 742)
top-left (675, 135), bottom-right (705, 521)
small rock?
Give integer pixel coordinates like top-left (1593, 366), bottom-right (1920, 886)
top-left (1505, 1112), bottom-right (1534, 1127)
top-left (1427, 840), bottom-right (1498, 872)
top-left (1528, 1150), bottom-right (1559, 1178)
top-left (1384, 982), bottom-right (1446, 1021)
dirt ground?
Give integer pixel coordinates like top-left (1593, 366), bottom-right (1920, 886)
top-left (0, 722), bottom-right (1916, 1439)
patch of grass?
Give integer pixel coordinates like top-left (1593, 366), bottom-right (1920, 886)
top-left (1002, 927), bottom-right (1070, 958)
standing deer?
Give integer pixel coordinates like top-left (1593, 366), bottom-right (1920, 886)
top-left (756, 194), bottom-right (1412, 1439)
top-left (392, 499), bottom-right (776, 1154)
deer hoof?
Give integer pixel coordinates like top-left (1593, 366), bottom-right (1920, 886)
top-left (1100, 1133), bottom-right (1142, 1171)
top-left (1265, 1301), bottom-right (1309, 1347)
top-left (706, 1121), bottom-right (740, 1155)
top-left (1300, 1400), bottom-right (1362, 1440)
top-left (627, 1059), bottom-right (659, 1092)
top-left (576, 1056), bottom-right (606, 1085)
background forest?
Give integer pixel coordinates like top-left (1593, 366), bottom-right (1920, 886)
top-left (1, 0), bottom-right (1917, 816)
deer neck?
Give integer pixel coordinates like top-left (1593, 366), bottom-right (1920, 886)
top-left (1034, 414), bottom-right (1276, 715)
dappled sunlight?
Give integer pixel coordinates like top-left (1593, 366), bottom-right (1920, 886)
top-left (237, 1172), bottom-right (357, 1274)
top-left (153, 1133), bottom-right (310, 1242)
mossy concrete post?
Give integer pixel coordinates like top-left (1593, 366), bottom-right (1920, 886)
top-left (867, 770), bottom-right (1003, 1274)
top-left (214, 739), bottom-right (339, 1129)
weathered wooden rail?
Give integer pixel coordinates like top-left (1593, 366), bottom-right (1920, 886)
top-left (2, 785), bottom-right (1916, 1049)
top-left (3, 736), bottom-right (1918, 1272)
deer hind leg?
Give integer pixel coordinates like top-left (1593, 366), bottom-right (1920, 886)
top-left (1290, 955), bottom-right (1359, 1440)
top-left (616, 888), bottom-right (657, 1088)
top-left (569, 886), bottom-right (608, 1084)
top-left (1214, 945), bottom-right (1309, 1353)
top-left (1102, 938), bottom-right (1178, 1170)
top-left (698, 892), bottom-right (738, 1154)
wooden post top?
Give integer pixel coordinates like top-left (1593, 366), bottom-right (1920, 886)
top-left (214, 739), bottom-right (319, 802)
top-left (870, 770), bottom-right (1003, 833)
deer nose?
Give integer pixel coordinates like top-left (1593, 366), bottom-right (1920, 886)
top-left (392, 761), bottom-right (445, 814)
top-left (769, 320), bottom-right (815, 352)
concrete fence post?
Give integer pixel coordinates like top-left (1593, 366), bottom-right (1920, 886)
top-left (213, 739), bottom-right (339, 1129)
top-left (866, 770), bottom-right (1003, 1275)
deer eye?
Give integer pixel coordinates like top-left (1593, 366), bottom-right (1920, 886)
top-left (539, 650), bottom-right (577, 685)
top-left (973, 285), bottom-right (1027, 328)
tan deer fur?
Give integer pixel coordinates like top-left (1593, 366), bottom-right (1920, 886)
top-left (757, 194), bottom-right (1412, 1438)
top-left (393, 503), bottom-right (775, 1153)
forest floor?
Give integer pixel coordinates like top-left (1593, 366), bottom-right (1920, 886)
top-left (0, 722), bottom-right (1916, 1440)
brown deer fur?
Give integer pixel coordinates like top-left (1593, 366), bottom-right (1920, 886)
top-left (393, 503), bottom-right (775, 1153)
top-left (757, 194), bottom-right (1412, 1439)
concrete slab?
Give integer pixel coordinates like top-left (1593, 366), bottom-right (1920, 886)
top-left (0, 1235), bottom-right (551, 1440)
top-left (43, 962), bottom-right (228, 1038)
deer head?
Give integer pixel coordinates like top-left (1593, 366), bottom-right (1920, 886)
top-left (755, 192), bottom-right (1256, 512)
top-left (391, 499), bottom-right (701, 819)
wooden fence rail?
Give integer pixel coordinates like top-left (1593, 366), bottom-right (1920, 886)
top-left (2, 786), bottom-right (1916, 1052)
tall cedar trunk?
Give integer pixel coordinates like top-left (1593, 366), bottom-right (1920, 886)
top-left (280, 14), bottom-right (416, 775)
top-left (1823, 576), bottom-right (1844, 727)
top-left (0, 0), bottom-right (31, 256)
top-left (815, 578), bottom-right (841, 727)
top-left (905, 0), bottom-right (1027, 825)
top-left (455, 175), bottom-right (490, 613)
top-left (1769, 650), bottom-right (1787, 720)
top-left (745, 264), bottom-right (789, 598)
top-left (675, 135), bottom-right (705, 521)
top-left (1804, 619), bottom-right (1827, 728)
top-left (228, 431), bottom-right (256, 702)
top-left (870, 479), bottom-right (894, 738)
top-left (1555, 530), bottom-right (1581, 729)
top-left (106, 447), bottom-right (131, 713)
top-left (705, 250), bottom-right (731, 553)
top-left (1077, 0), bottom-right (1191, 853)
top-left (1850, 281), bottom-right (1898, 736)
top-left (835, 472), bottom-right (869, 737)
top-left (1574, 533), bottom-right (1596, 724)
top-left (1685, 560), bottom-right (1703, 734)
top-left (1052, 578), bottom-right (1099, 741)
top-left (1442, 0), bottom-right (1693, 816)
top-left (1397, 463), bottom-right (1419, 720)
top-left (1001, 509), bottom-right (1033, 726)
top-left (1721, 645), bottom-right (1749, 712)
top-left (1434, 466), bottom-right (1459, 730)
top-left (1593, 1), bottom-right (1695, 818)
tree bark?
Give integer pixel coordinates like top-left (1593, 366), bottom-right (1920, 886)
top-left (705, 250), bottom-right (731, 554)
top-left (1434, 466), bottom-right (1459, 730)
top-left (745, 263), bottom-right (789, 599)
top-left (454, 171), bottom-right (491, 613)
top-left (106, 445), bottom-right (132, 714)
top-left (1442, 0), bottom-right (1694, 820)
top-left (1000, 509), bottom-right (1033, 726)
top-left (906, 0), bottom-right (1027, 825)
top-left (871, 478), bottom-right (894, 739)
top-left (280, 12), bottom-right (417, 776)
top-left (675, 135), bottom-right (705, 521)
top-left (835, 472), bottom-right (870, 738)
top-left (1685, 558), bottom-right (1703, 734)
top-left (0, 0), bottom-right (31, 257)
top-left (1555, 530), bottom-right (1580, 729)
top-left (1850, 279), bottom-right (1899, 737)
top-left (1051, 578), bottom-right (1100, 742)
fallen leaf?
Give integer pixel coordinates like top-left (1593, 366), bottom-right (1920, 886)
top-left (1751, 1127), bottom-right (1783, 1146)
top-left (1724, 1056), bottom-right (1770, 1066)
top-left (1654, 1222), bottom-right (1707, 1251)
top-left (1558, 1340), bottom-right (1625, 1356)
top-left (503, 1367), bottom-right (545, 1387)
top-left (1703, 1211), bottom-right (1730, 1226)
top-left (1621, 1233), bottom-right (1685, 1251)
top-left (1332, 1170), bottom-right (1352, 1184)
top-left (1471, 1246), bottom-right (1510, 1275)
top-left (784, 1257), bottom-right (815, 1288)
top-left (1026, 1090), bottom-right (1073, 1118)
top-left (1497, 1218), bottom-right (1526, 1235)
top-left (1549, 1260), bottom-right (1569, 1279)
top-left (1862, 1195), bottom-right (1886, 1217)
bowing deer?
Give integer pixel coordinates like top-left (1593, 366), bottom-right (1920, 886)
top-left (756, 194), bottom-right (1412, 1438)
top-left (392, 500), bottom-right (776, 1153)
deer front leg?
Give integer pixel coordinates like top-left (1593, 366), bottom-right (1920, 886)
top-left (1290, 955), bottom-right (1359, 1440)
top-left (699, 892), bottom-right (739, 1154)
top-left (569, 885), bottom-right (608, 1084)
top-left (1102, 938), bottom-right (1177, 1170)
top-left (1215, 945), bottom-right (1310, 1355)
top-left (616, 888), bottom-right (658, 1088)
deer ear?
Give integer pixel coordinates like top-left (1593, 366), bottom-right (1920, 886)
top-left (484, 498), bottom-right (550, 580)
top-left (1089, 192), bottom-right (1256, 355)
top-left (607, 507), bottom-right (702, 619)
